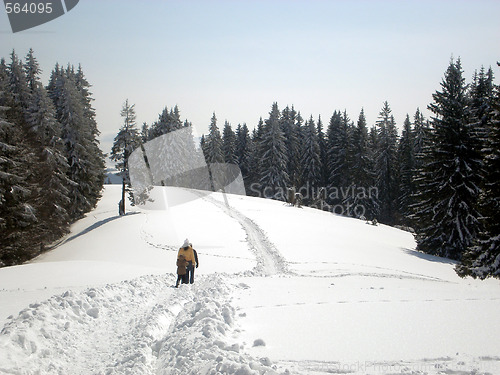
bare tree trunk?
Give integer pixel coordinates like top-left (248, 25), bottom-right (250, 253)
top-left (120, 179), bottom-right (126, 215)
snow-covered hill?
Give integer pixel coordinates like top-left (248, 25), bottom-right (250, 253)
top-left (1, 185), bottom-right (499, 375)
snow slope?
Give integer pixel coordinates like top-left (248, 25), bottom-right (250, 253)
top-left (1, 185), bottom-right (499, 375)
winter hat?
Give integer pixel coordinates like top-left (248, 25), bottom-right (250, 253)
top-left (182, 239), bottom-right (190, 248)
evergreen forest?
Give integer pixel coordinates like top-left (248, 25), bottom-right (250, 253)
top-left (0, 50), bottom-right (105, 266)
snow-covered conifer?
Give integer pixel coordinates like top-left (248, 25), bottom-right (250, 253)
top-left (374, 101), bottom-right (399, 225)
top-left (413, 59), bottom-right (483, 260)
top-left (300, 116), bottom-right (321, 200)
top-left (343, 109), bottom-right (378, 219)
top-left (280, 106), bottom-right (301, 187)
top-left (326, 110), bottom-right (352, 205)
top-left (398, 114), bottom-right (415, 224)
top-left (222, 121), bottom-right (237, 164)
top-left (458, 65), bottom-right (499, 278)
top-left (48, 65), bottom-right (105, 220)
top-left (205, 113), bottom-right (224, 164)
top-left (0, 59), bottom-right (38, 265)
top-left (258, 103), bottom-right (289, 200)
top-left (111, 99), bottom-right (141, 214)
top-left (316, 115), bottom-right (328, 187)
top-left (148, 105), bottom-right (184, 140)
top-left (24, 71), bottom-right (72, 244)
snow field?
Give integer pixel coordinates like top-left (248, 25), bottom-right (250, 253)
top-left (1, 185), bottom-right (500, 374)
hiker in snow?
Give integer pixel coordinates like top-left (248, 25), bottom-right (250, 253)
top-left (178, 239), bottom-right (197, 284)
top-left (188, 243), bottom-right (199, 284)
top-left (175, 254), bottom-right (188, 287)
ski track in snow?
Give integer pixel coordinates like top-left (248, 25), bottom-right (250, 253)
top-left (200, 192), bottom-right (449, 284)
top-left (196, 192), bottom-right (289, 277)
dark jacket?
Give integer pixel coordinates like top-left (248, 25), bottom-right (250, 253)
top-left (176, 255), bottom-right (187, 275)
top-left (193, 249), bottom-right (199, 268)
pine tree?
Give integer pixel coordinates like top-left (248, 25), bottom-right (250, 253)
top-left (111, 99), bottom-right (141, 215)
top-left (148, 105), bottom-right (184, 140)
top-left (398, 114), bottom-right (416, 224)
top-left (326, 110), bottom-right (352, 205)
top-left (243, 124), bottom-right (261, 196)
top-left (7, 50), bottom-right (30, 114)
top-left (74, 64), bottom-right (105, 208)
top-left (222, 121), bottom-right (237, 164)
top-left (235, 123), bottom-right (253, 189)
top-left (413, 59), bottom-right (483, 260)
top-left (48, 65), bottom-right (104, 220)
top-left (24, 48), bottom-right (40, 92)
top-left (316, 115), bottom-right (328, 187)
top-left (300, 116), bottom-right (321, 202)
top-left (259, 103), bottom-right (289, 200)
top-left (281, 106), bottom-right (301, 188)
top-left (0, 54), bottom-right (38, 265)
top-left (24, 51), bottom-right (72, 244)
top-left (140, 122), bottom-right (149, 143)
top-left (458, 64), bottom-right (499, 278)
top-left (374, 101), bottom-right (399, 224)
top-left (205, 112), bottom-right (224, 164)
top-left (344, 108), bottom-right (378, 219)
top-left (413, 108), bottom-right (429, 171)
top-left (0, 77), bottom-right (36, 265)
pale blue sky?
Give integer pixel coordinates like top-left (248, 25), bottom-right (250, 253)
top-left (1, 0), bottom-right (499, 155)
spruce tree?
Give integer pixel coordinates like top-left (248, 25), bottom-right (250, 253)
top-left (205, 112), bottom-right (224, 164)
top-left (24, 48), bottom-right (40, 92)
top-left (413, 59), bottom-right (483, 260)
top-left (458, 64), bottom-right (499, 278)
top-left (412, 108), bottom-right (429, 171)
top-left (398, 114), bottom-right (416, 225)
top-left (235, 123), bottom-right (253, 190)
top-left (222, 121), bottom-right (237, 164)
top-left (316, 115), bottom-right (328, 187)
top-left (300, 116), bottom-right (321, 202)
top-left (281, 105), bottom-right (301, 188)
top-left (344, 109), bottom-right (378, 219)
top-left (326, 110), bottom-right (353, 206)
top-left (0, 53), bottom-right (38, 264)
top-left (24, 52), bottom-right (72, 244)
top-left (48, 65), bottom-right (104, 220)
top-left (0, 79), bottom-right (37, 265)
top-left (200, 135), bottom-right (208, 162)
top-left (111, 99), bottom-right (141, 215)
top-left (7, 50), bottom-right (30, 114)
top-left (74, 64), bottom-right (105, 208)
top-left (251, 118), bottom-right (265, 187)
top-left (259, 103), bottom-right (289, 200)
top-left (146, 105), bottom-right (184, 141)
top-left (374, 101), bottom-right (399, 224)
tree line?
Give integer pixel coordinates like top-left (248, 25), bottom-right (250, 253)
top-left (199, 59), bottom-right (499, 279)
top-left (0, 49), bottom-right (105, 266)
top-left (51, 53), bottom-right (498, 280)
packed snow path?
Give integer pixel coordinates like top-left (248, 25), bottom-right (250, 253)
top-left (0, 274), bottom-right (281, 374)
top-left (195, 191), bottom-right (289, 276)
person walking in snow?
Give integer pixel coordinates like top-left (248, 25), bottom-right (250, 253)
top-left (188, 243), bottom-right (199, 284)
top-left (178, 239), bottom-right (197, 284)
top-left (175, 254), bottom-right (188, 287)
